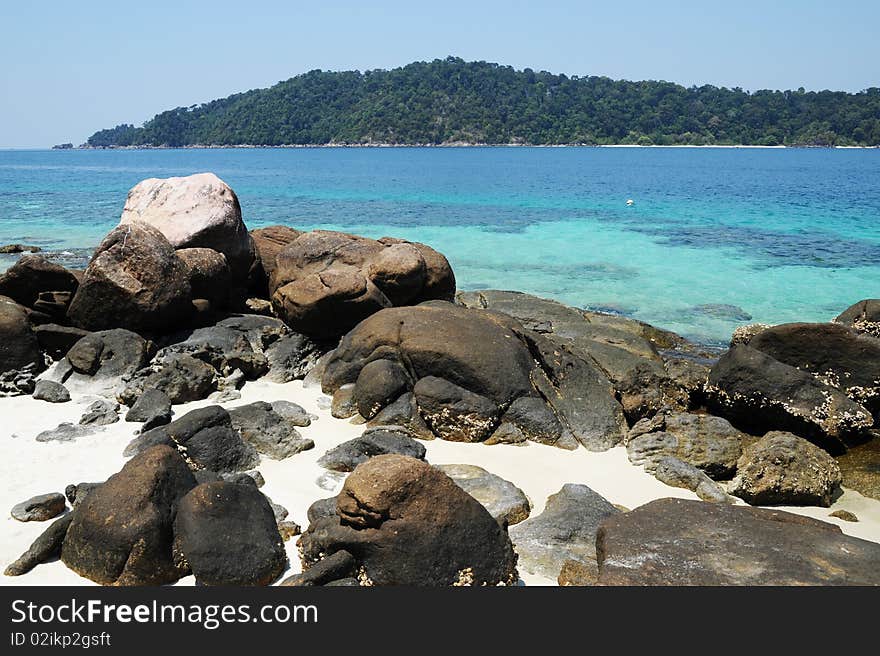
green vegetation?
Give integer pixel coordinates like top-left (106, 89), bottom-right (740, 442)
top-left (87, 57), bottom-right (880, 147)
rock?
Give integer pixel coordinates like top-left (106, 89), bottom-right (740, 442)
top-left (79, 399), bottom-right (119, 425)
top-left (32, 380), bottom-right (70, 403)
top-left (172, 481), bottom-right (286, 586)
top-left (120, 173), bottom-right (255, 279)
top-left (490, 396), bottom-right (563, 446)
top-left (730, 323), bottom-right (771, 346)
top-left (457, 290), bottom-right (697, 422)
top-left (67, 222), bottom-right (193, 332)
top-left (228, 401), bottom-right (314, 459)
top-left (330, 383), bottom-right (358, 419)
top-left (509, 484), bottom-right (619, 581)
top-left (33, 290), bottom-right (74, 320)
top-left (119, 353), bottom-right (216, 405)
top-left (437, 464), bottom-right (531, 526)
top-left (270, 400), bottom-right (312, 426)
top-left (33, 324), bottom-right (89, 360)
top-left (5, 515), bottom-right (72, 576)
top-left (835, 299), bottom-right (880, 338)
top-left (730, 431), bottom-right (843, 506)
top-left (299, 455), bottom-right (518, 586)
top-left (691, 303), bottom-right (752, 322)
top-left (748, 322), bottom-right (880, 416)
top-left (0, 366), bottom-right (37, 396)
top-left (278, 521), bottom-right (301, 541)
top-left (64, 483), bottom-right (102, 507)
top-left (52, 329), bottom-right (150, 395)
top-left (0, 255), bottom-right (79, 307)
top-left (625, 412), bottom-right (745, 479)
top-left (125, 388), bottom-right (172, 429)
top-left (61, 445), bottom-right (197, 585)
top-left (35, 422), bottom-right (97, 442)
top-left (11, 493), bottom-right (67, 522)
top-left (558, 559), bottom-right (597, 586)
top-left (0, 295), bottom-right (44, 375)
top-left (830, 510), bottom-right (858, 522)
top-left (595, 498), bottom-right (880, 585)
top-left (270, 230), bottom-right (455, 339)
top-left (307, 497), bottom-right (338, 523)
top-left (250, 225), bottom-right (302, 291)
top-left (176, 247), bottom-right (231, 307)
top-left (413, 376), bottom-right (500, 442)
top-left (652, 456), bottom-right (732, 503)
top-left (264, 332), bottom-right (323, 382)
top-left (317, 427), bottom-right (426, 472)
top-left (323, 301), bottom-right (625, 448)
top-left (353, 359), bottom-right (411, 419)
top-left (835, 438), bottom-right (880, 500)
top-left (706, 344), bottom-right (873, 454)
top-left (281, 550), bottom-right (356, 587)
top-left (0, 243), bottom-right (41, 253)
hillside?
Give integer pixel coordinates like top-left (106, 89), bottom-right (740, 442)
top-left (87, 57), bottom-right (880, 147)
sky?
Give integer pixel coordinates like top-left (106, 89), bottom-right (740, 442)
top-left (1, 0), bottom-right (877, 147)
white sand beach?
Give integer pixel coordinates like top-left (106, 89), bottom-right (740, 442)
top-left (3, 374), bottom-right (879, 587)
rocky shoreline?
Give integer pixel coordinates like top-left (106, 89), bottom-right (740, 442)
top-left (2, 172), bottom-right (879, 586)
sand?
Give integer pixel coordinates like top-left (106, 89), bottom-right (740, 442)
top-left (2, 377), bottom-right (879, 587)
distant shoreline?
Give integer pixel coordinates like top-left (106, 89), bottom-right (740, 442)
top-left (48, 143), bottom-right (880, 151)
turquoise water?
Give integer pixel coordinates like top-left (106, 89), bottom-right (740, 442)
top-left (1, 147), bottom-right (878, 344)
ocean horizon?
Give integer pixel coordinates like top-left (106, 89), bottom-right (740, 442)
top-left (2, 146), bottom-right (878, 345)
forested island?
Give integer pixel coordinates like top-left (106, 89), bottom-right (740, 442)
top-left (86, 57), bottom-right (880, 148)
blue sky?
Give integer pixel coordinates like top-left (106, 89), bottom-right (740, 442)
top-left (1, 0), bottom-right (877, 147)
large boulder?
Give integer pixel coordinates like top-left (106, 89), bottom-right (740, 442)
top-left (730, 431), bottom-right (843, 506)
top-left (0, 255), bottom-right (79, 307)
top-left (748, 322), bottom-right (880, 416)
top-left (269, 230), bottom-right (455, 339)
top-left (322, 302), bottom-right (626, 449)
top-left (67, 222), bottom-right (193, 332)
top-left (457, 290), bottom-right (704, 421)
top-left (175, 247), bottom-right (231, 307)
top-left (60, 445), bottom-right (197, 585)
top-left (0, 295), bottom-right (44, 375)
top-left (49, 328), bottom-right (150, 395)
top-left (172, 482), bottom-right (286, 586)
top-left (595, 498), bottom-right (880, 585)
top-left (119, 173), bottom-right (255, 279)
top-left (706, 345), bottom-right (873, 454)
top-left (250, 225), bottom-right (302, 291)
top-left (509, 484), bottom-right (619, 582)
top-left (835, 299), bottom-right (880, 338)
top-left (299, 455), bottom-right (518, 586)
top-left (119, 353), bottom-right (217, 405)
top-left (626, 412), bottom-right (746, 479)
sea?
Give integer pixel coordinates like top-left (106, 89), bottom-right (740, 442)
top-left (1, 146), bottom-right (878, 345)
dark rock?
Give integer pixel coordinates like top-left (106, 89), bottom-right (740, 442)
top-left (353, 359), bottom-right (411, 419)
top-left (119, 353), bottom-right (216, 406)
top-left (11, 493), bottom-right (67, 522)
top-left (270, 230), bottom-right (455, 339)
top-left (0, 255), bottom-right (78, 307)
top-left (330, 383), bottom-right (358, 419)
top-left (299, 455), bottom-right (518, 586)
top-left (437, 464), bottom-right (531, 526)
top-left (490, 396), bottom-right (563, 446)
top-left (32, 380), bottom-right (70, 403)
top-left (509, 484), bottom-right (619, 581)
top-left (172, 481), bottom-right (286, 586)
top-left (270, 400), bottom-right (312, 426)
top-left (67, 222), bottom-right (193, 332)
top-left (32, 290), bottom-right (74, 320)
top-left (706, 344), bottom-right (873, 453)
top-left (595, 498), bottom-right (880, 585)
top-left (61, 445), bottom-right (197, 585)
top-left (625, 412), bottom-right (745, 479)
top-left (228, 401), bottom-right (314, 459)
top-left (748, 322), bottom-right (880, 416)
top-left (52, 329), bottom-right (150, 396)
top-left (250, 225), bottom-right (302, 293)
top-left (830, 510), bottom-right (858, 522)
top-left (307, 497), bottom-right (337, 524)
top-left (835, 438), bottom-right (880, 500)
top-left (730, 431), bottom-right (842, 506)
top-left (79, 399), bottom-right (120, 425)
top-left (366, 392), bottom-right (434, 440)
top-left (0, 365), bottom-right (38, 396)
top-left (264, 332), bottom-right (323, 382)
top-left (835, 299), bottom-right (880, 338)
top-left (652, 456), bottom-right (732, 503)
top-left (4, 515), bottom-right (72, 576)
top-left (125, 388), bottom-right (172, 429)
top-left (281, 550), bottom-right (355, 587)
top-left (64, 483), bottom-right (102, 507)
top-left (730, 323), bottom-right (771, 346)
top-left (413, 376), bottom-right (500, 442)
top-left (33, 324), bottom-right (89, 360)
top-left (176, 247), bottom-right (231, 307)
top-left (0, 243), bottom-right (41, 253)
top-left (125, 405), bottom-right (259, 473)
top-left (0, 295), bottom-right (44, 375)
top-left (317, 427), bottom-right (426, 472)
